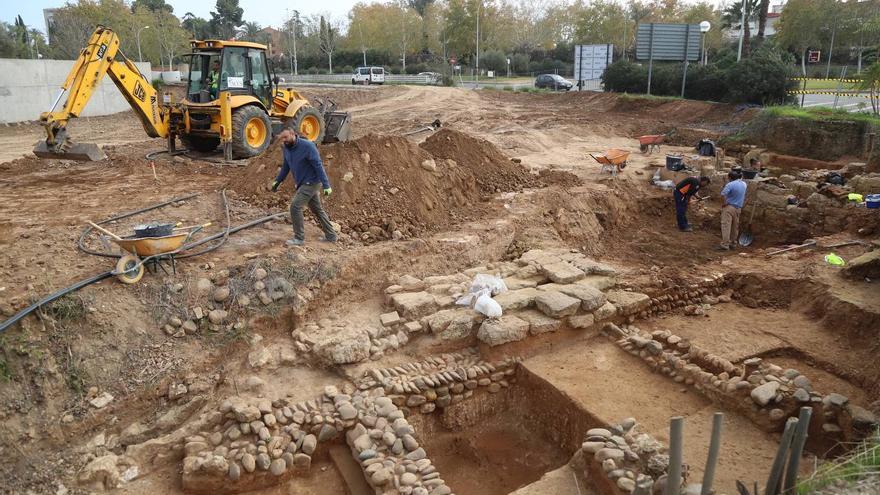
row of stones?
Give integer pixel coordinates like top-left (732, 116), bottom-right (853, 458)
top-left (183, 383), bottom-right (365, 487)
top-left (580, 419), bottom-right (673, 494)
top-left (638, 273), bottom-right (729, 321)
top-left (605, 323), bottom-right (876, 443)
top-left (345, 391), bottom-right (452, 495)
top-left (357, 348), bottom-right (485, 391)
top-left (385, 362), bottom-right (517, 414)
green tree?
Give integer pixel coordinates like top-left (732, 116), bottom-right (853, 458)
top-left (210, 0), bottom-right (243, 40)
top-left (182, 12), bottom-right (212, 39)
top-left (776, 0), bottom-right (828, 75)
top-left (408, 0), bottom-right (435, 51)
top-left (131, 0), bottom-right (173, 14)
top-left (480, 49), bottom-right (507, 72)
top-left (573, 0), bottom-right (627, 47)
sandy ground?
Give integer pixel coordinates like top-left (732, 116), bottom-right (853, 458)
top-left (0, 85), bottom-right (876, 495)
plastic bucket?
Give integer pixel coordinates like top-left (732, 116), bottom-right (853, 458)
top-left (742, 169), bottom-right (758, 179)
top-left (867, 194), bottom-right (880, 209)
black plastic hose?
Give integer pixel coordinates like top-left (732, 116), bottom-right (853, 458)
top-left (0, 271), bottom-right (113, 334)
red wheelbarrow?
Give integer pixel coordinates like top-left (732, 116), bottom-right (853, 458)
top-left (638, 134), bottom-right (665, 154)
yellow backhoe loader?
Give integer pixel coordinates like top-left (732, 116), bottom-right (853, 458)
top-left (35, 26), bottom-right (351, 161)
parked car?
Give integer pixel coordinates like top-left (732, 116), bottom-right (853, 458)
top-left (417, 71), bottom-right (442, 84)
top-left (352, 66), bottom-right (385, 85)
top-left (535, 74), bottom-right (572, 91)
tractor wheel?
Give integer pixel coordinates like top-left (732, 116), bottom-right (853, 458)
top-left (231, 105), bottom-right (272, 158)
top-left (180, 134), bottom-right (220, 153)
top-left (287, 106), bottom-right (325, 143)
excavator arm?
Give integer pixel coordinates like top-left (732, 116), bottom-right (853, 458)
top-left (35, 26), bottom-right (172, 161)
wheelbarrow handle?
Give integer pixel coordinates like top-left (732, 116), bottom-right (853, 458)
top-left (172, 222), bottom-right (212, 231)
top-left (88, 221), bottom-right (122, 240)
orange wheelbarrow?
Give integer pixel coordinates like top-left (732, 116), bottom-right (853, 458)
top-left (590, 149), bottom-right (630, 176)
top-left (638, 134), bottom-right (665, 154)
top-left (88, 221), bottom-right (209, 284)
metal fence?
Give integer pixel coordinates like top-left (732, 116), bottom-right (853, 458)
top-left (279, 73), bottom-right (436, 85)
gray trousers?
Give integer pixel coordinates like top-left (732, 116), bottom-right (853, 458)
top-left (290, 183), bottom-right (336, 241)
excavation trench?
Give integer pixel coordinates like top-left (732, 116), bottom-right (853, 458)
top-left (405, 366), bottom-right (596, 495)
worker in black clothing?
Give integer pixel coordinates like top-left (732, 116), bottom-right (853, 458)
top-left (673, 176), bottom-right (710, 231)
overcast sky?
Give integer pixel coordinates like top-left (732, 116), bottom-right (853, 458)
top-left (3, 0), bottom-right (356, 34)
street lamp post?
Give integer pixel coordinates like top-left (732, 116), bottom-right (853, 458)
top-left (700, 21), bottom-right (711, 66)
top-left (136, 25), bottom-right (150, 63)
top-left (736, 0), bottom-right (746, 61)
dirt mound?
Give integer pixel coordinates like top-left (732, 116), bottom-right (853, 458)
top-left (538, 169), bottom-right (583, 187)
top-left (231, 135), bottom-right (486, 241)
top-left (420, 128), bottom-right (542, 193)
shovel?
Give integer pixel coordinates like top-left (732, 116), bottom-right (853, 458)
top-left (738, 193), bottom-right (761, 247)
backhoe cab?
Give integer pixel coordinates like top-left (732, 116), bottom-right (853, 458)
top-left (34, 26), bottom-right (351, 162)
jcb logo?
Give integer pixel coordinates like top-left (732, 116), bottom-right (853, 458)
top-left (133, 81), bottom-right (146, 102)
top-left (96, 43), bottom-right (107, 60)
top-left (150, 95), bottom-right (158, 123)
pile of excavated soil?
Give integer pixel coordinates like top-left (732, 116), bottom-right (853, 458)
top-left (420, 129), bottom-right (542, 193)
top-left (232, 135), bottom-right (488, 241)
top-left (537, 169), bottom-right (583, 187)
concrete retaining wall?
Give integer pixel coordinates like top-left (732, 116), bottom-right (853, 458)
top-left (0, 58), bottom-right (152, 124)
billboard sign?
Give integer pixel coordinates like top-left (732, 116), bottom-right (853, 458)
top-left (574, 44), bottom-right (614, 82)
top-left (636, 23), bottom-right (701, 62)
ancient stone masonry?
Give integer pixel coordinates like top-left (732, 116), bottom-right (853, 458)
top-left (182, 350), bottom-right (519, 494)
top-left (604, 323), bottom-right (878, 448)
top-left (355, 348), bottom-right (520, 412)
top-left (580, 419), bottom-right (675, 494)
top-left (375, 249), bottom-right (624, 349)
top-left (161, 265), bottom-right (317, 339)
top-left (300, 249), bottom-right (628, 369)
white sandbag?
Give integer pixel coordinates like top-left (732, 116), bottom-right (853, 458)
top-left (474, 292), bottom-right (502, 318)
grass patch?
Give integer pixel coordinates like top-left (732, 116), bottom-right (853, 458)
top-left (797, 430), bottom-right (880, 494)
top-left (801, 79), bottom-right (860, 91)
top-left (45, 294), bottom-right (89, 323)
top-left (763, 105), bottom-right (880, 125)
top-left (618, 92), bottom-right (683, 103)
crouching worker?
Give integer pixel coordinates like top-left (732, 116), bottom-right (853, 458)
top-left (673, 176), bottom-right (710, 232)
top-left (271, 129), bottom-right (337, 246)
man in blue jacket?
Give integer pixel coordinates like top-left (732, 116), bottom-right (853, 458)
top-left (271, 129), bottom-right (337, 246)
top-left (718, 170), bottom-right (747, 250)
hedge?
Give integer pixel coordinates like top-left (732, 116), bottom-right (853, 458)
top-left (601, 48), bottom-right (797, 105)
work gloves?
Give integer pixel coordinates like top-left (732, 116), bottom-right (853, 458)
top-left (270, 181), bottom-right (331, 196)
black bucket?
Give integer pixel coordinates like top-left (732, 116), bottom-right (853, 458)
top-left (133, 222), bottom-right (175, 237)
top-left (666, 155), bottom-right (684, 171)
top-left (742, 169), bottom-right (758, 180)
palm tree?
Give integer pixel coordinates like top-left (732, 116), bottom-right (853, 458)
top-left (857, 61), bottom-right (880, 115)
top-left (722, 0), bottom-right (761, 58)
top-left (757, 0), bottom-right (770, 38)
top-left (237, 21), bottom-right (263, 42)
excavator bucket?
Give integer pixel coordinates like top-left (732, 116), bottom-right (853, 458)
top-left (33, 140), bottom-right (107, 161)
top-left (322, 111), bottom-right (352, 144)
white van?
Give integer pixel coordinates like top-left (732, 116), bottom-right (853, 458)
top-left (352, 66), bottom-right (385, 85)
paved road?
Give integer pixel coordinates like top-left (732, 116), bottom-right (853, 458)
top-left (800, 93), bottom-right (873, 112)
